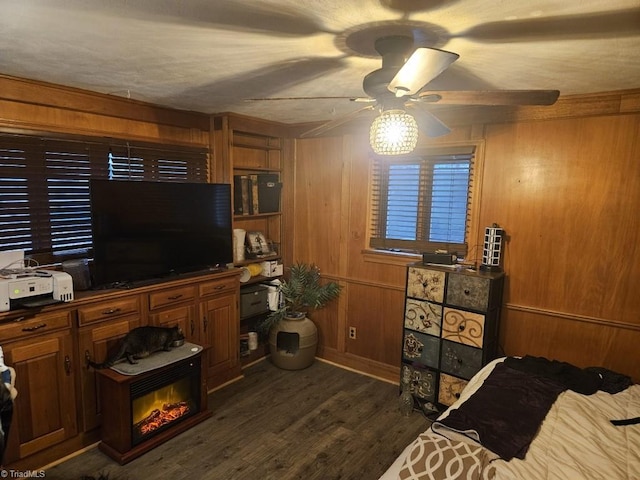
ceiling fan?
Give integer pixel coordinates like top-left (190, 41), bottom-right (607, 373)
top-left (295, 35), bottom-right (560, 141)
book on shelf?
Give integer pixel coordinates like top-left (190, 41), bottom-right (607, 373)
top-left (233, 175), bottom-right (251, 215)
top-left (249, 174), bottom-right (260, 215)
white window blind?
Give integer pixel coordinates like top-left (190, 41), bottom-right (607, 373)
top-left (370, 147), bottom-right (475, 256)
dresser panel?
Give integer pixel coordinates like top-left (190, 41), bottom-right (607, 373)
top-left (446, 274), bottom-right (491, 311)
top-left (402, 330), bottom-right (440, 368)
top-left (438, 373), bottom-right (469, 407)
top-left (440, 339), bottom-right (483, 379)
top-left (442, 307), bottom-right (485, 348)
top-left (404, 298), bottom-right (442, 336)
top-left (406, 267), bottom-right (446, 303)
top-left (402, 364), bottom-right (437, 403)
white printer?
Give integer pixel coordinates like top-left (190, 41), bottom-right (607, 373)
top-left (0, 270), bottom-right (74, 312)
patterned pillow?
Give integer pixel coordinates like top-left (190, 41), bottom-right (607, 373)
top-left (398, 433), bottom-right (495, 480)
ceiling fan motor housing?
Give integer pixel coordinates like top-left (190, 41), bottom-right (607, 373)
top-left (363, 35), bottom-right (414, 100)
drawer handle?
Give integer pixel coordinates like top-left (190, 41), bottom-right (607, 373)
top-left (65, 355), bottom-right (72, 375)
top-left (455, 392), bottom-right (461, 399)
top-left (22, 323), bottom-right (47, 332)
top-left (102, 307), bottom-right (122, 315)
top-left (167, 294), bottom-right (183, 300)
top-left (213, 285), bottom-right (225, 290)
top-left (12, 316), bottom-right (26, 323)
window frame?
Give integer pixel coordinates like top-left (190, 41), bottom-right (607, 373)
top-left (368, 143), bottom-right (484, 262)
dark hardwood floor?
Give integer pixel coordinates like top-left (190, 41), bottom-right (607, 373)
top-left (45, 359), bottom-right (430, 480)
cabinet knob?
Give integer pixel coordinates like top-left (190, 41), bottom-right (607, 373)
top-left (457, 358), bottom-right (463, 364)
top-left (464, 289), bottom-right (470, 295)
top-left (458, 324), bottom-right (465, 331)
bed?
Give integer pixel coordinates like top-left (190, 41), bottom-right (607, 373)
top-left (380, 357), bottom-right (640, 480)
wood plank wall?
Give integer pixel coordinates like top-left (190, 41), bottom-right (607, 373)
top-left (292, 93), bottom-right (640, 383)
top-left (1, 74), bottom-right (638, 383)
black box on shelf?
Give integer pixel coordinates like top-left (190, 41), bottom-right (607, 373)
top-left (256, 174), bottom-right (281, 213)
top-left (240, 284), bottom-right (269, 319)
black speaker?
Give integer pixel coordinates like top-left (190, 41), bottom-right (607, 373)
top-left (62, 259), bottom-right (92, 291)
top-left (422, 252), bottom-right (457, 265)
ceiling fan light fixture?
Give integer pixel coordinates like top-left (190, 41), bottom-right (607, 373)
top-left (370, 109), bottom-right (418, 155)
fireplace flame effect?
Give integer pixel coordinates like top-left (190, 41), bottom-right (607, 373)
top-left (135, 402), bottom-right (191, 437)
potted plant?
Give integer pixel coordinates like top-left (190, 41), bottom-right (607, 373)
top-left (259, 263), bottom-right (341, 370)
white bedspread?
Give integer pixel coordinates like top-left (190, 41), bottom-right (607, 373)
top-left (380, 359), bottom-right (640, 480)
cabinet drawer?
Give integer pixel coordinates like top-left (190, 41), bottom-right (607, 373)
top-left (438, 373), bottom-right (469, 407)
top-left (446, 274), bottom-right (491, 311)
top-left (402, 330), bottom-right (440, 368)
top-left (404, 298), bottom-right (442, 336)
top-left (440, 339), bottom-right (482, 379)
top-left (0, 311), bottom-right (72, 342)
top-left (199, 277), bottom-right (237, 297)
top-left (406, 267), bottom-right (445, 303)
top-left (402, 364), bottom-right (437, 402)
top-left (149, 285), bottom-right (197, 310)
top-left (442, 307), bottom-right (485, 348)
top-left (77, 296), bottom-right (141, 326)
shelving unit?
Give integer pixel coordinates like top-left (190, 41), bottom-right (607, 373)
top-left (231, 132), bottom-right (283, 260)
top-left (216, 123), bottom-right (286, 365)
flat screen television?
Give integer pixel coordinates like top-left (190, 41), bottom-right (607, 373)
top-left (90, 179), bottom-right (233, 288)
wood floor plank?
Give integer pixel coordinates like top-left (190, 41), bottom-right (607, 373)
top-left (44, 359), bottom-right (429, 480)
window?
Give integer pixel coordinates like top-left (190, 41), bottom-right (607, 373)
top-left (370, 147), bottom-right (475, 256)
top-left (0, 133), bottom-right (208, 265)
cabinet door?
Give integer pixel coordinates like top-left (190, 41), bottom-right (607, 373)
top-left (77, 315), bottom-right (140, 431)
top-left (150, 305), bottom-right (197, 342)
top-left (4, 328), bottom-right (77, 464)
top-left (199, 292), bottom-right (240, 388)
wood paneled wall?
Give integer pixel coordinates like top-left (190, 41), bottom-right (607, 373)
top-left (292, 94), bottom-right (640, 383)
top-left (0, 74), bottom-right (210, 148)
top-left (2, 73), bottom-right (637, 383)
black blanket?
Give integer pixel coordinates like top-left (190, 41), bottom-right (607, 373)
top-left (434, 361), bottom-right (566, 460)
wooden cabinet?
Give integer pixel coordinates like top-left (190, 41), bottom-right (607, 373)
top-left (77, 295), bottom-right (142, 431)
top-left (0, 310), bottom-right (77, 464)
top-left (0, 269), bottom-right (240, 469)
top-left (148, 284), bottom-right (198, 341)
top-left (198, 277), bottom-right (240, 388)
top-left (401, 263), bottom-right (504, 415)
top-left (148, 273), bottom-right (241, 390)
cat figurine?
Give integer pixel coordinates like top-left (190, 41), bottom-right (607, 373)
top-left (86, 326), bottom-right (185, 369)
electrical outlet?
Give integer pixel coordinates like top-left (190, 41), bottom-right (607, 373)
top-left (349, 326), bottom-right (357, 339)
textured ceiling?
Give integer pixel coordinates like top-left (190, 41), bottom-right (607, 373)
top-left (1, 0), bottom-right (639, 125)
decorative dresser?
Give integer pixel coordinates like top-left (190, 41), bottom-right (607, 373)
top-left (401, 262), bottom-right (505, 415)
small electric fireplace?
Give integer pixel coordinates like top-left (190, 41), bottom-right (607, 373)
top-left (97, 348), bottom-right (211, 464)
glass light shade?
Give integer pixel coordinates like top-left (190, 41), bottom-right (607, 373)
top-left (370, 110), bottom-right (419, 155)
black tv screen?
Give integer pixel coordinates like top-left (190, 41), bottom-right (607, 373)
top-left (90, 179), bottom-right (233, 288)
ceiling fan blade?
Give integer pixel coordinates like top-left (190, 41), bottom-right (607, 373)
top-left (388, 48), bottom-right (459, 97)
top-left (300, 106), bottom-right (375, 138)
top-left (418, 90), bottom-right (560, 106)
top-left (246, 96), bottom-right (362, 102)
top-left (459, 7), bottom-right (640, 43)
top-left (409, 106), bottom-right (451, 138)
